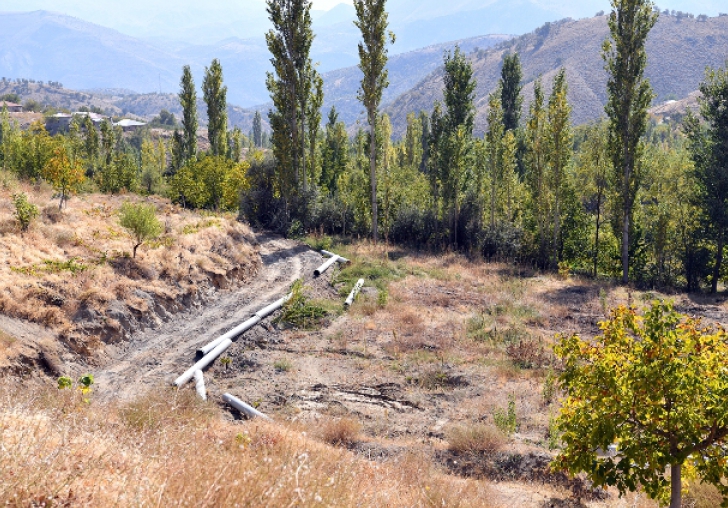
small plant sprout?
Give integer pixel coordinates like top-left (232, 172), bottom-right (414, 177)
top-left (57, 376), bottom-right (73, 390)
top-left (220, 356), bottom-right (232, 370)
top-left (12, 192), bottom-right (39, 232)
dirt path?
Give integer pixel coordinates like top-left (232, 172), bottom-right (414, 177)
top-left (94, 234), bottom-right (323, 402)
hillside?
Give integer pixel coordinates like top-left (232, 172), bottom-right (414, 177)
top-left (318, 34), bottom-right (513, 126)
top-left (386, 13), bottom-right (728, 136)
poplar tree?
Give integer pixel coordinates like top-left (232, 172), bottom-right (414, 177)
top-left (547, 68), bottom-right (572, 267)
top-left (252, 110), bottom-right (263, 148)
top-left (321, 107), bottom-right (349, 194)
top-left (500, 52), bottom-right (523, 133)
top-left (266, 0), bottom-right (317, 199)
top-left (603, 0), bottom-right (658, 284)
top-left (440, 46), bottom-right (476, 246)
top-left (203, 59), bottom-right (228, 157)
top-left (685, 65), bottom-right (728, 294)
top-left (179, 65), bottom-right (198, 163)
top-left (354, 0), bottom-right (395, 242)
top-left (525, 79), bottom-right (550, 267)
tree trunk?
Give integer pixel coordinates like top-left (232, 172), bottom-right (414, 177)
top-left (369, 117), bottom-right (378, 243)
top-left (133, 243), bottom-right (139, 259)
top-left (594, 189), bottom-right (602, 278)
top-left (622, 162), bottom-right (630, 285)
top-left (670, 463), bottom-right (682, 508)
top-left (712, 234), bottom-right (724, 294)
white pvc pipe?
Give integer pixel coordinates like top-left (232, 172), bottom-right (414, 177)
top-left (314, 255), bottom-right (340, 277)
top-left (223, 393), bottom-right (272, 421)
top-left (255, 293), bottom-right (293, 319)
top-left (321, 250), bottom-right (350, 263)
top-left (174, 338), bottom-right (233, 387)
top-left (194, 370), bottom-right (207, 401)
top-left (197, 315), bottom-right (262, 356)
top-left (345, 279), bottom-right (365, 307)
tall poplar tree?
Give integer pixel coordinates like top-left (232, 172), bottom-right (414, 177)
top-left (525, 79), bottom-right (550, 266)
top-left (685, 65), bottom-right (728, 294)
top-left (500, 53), bottom-right (523, 133)
top-left (252, 110), bottom-right (263, 148)
top-left (266, 0), bottom-right (319, 200)
top-left (603, 0), bottom-right (658, 284)
top-left (354, 0), bottom-right (395, 242)
top-left (179, 65), bottom-right (198, 164)
top-left (547, 68), bottom-right (572, 267)
top-left (203, 59), bottom-right (228, 157)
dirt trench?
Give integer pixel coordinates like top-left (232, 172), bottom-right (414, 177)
top-left (94, 234), bottom-right (323, 402)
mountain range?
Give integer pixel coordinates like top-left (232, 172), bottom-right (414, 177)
top-left (385, 12), bottom-right (728, 136)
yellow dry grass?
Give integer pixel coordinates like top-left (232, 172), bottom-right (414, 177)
top-left (0, 380), bottom-right (497, 507)
top-left (0, 176), bottom-right (259, 354)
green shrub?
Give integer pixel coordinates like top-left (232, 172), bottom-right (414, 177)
top-left (493, 395), bottom-right (518, 436)
top-left (118, 201), bottom-right (163, 258)
top-left (12, 193), bottom-right (39, 232)
top-left (275, 279), bottom-right (331, 330)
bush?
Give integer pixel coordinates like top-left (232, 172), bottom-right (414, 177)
top-left (320, 417), bottom-right (362, 447)
top-left (12, 193), bottom-right (39, 232)
top-left (505, 338), bottom-right (552, 369)
top-left (446, 423), bottom-right (506, 454)
top-left (118, 201), bottom-right (163, 258)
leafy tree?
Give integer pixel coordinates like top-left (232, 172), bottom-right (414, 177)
top-left (42, 145), bottom-right (85, 209)
top-left (203, 59), bottom-right (228, 157)
top-left (170, 155), bottom-right (249, 211)
top-left (554, 302), bottom-right (728, 508)
top-left (118, 202), bottom-right (163, 258)
top-left (603, 0), bottom-right (658, 284)
top-left (82, 115), bottom-right (99, 175)
top-left (500, 52), bottom-right (523, 133)
top-left (439, 46), bottom-right (476, 246)
top-left (265, 0), bottom-right (318, 199)
top-left (179, 65), bottom-right (198, 163)
top-left (140, 138), bottom-right (166, 195)
top-left (685, 65), bottom-right (728, 293)
top-left (547, 68), bottom-right (572, 267)
top-left (354, 0), bottom-right (395, 242)
top-left (321, 107), bottom-right (349, 193)
top-left (12, 192), bottom-right (38, 232)
top-left (525, 78), bottom-right (550, 266)
top-left (252, 110), bottom-right (263, 148)
top-left (98, 152), bottom-right (138, 195)
top-left (229, 126), bottom-right (244, 162)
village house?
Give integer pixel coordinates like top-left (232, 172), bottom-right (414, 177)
top-left (1, 101), bottom-right (23, 113)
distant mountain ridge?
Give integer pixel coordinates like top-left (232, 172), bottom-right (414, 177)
top-left (385, 13), bottom-right (728, 137)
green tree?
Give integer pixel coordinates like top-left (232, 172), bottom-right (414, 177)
top-left (439, 46), bottom-right (476, 246)
top-left (12, 192), bottom-right (38, 232)
top-left (320, 107), bottom-right (349, 193)
top-left (685, 65), bottom-right (728, 293)
top-left (252, 110), bottom-right (263, 148)
top-left (525, 79), bottom-right (550, 266)
top-left (229, 126), bottom-right (244, 162)
top-left (118, 202), bottom-right (163, 258)
top-left (500, 52), bottom-right (523, 133)
top-left (603, 0), bottom-right (658, 284)
top-left (354, 0), bottom-right (395, 242)
top-left (547, 68), bottom-right (573, 267)
top-left (554, 302), bottom-right (728, 508)
top-left (42, 145), bottom-right (85, 209)
top-left (203, 59), bottom-right (228, 157)
top-left (265, 0), bottom-right (317, 199)
top-left (140, 138), bottom-right (165, 195)
top-left (179, 65), bottom-right (198, 163)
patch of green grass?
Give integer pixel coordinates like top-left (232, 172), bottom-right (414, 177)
top-left (181, 219), bottom-right (219, 235)
top-left (12, 257), bottom-right (89, 277)
top-left (275, 279), bottom-right (339, 330)
top-left (334, 257), bottom-right (407, 296)
top-left (303, 234), bottom-right (334, 252)
top-left (274, 359), bottom-right (293, 372)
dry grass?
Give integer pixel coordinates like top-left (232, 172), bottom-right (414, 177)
top-left (446, 423), bottom-right (507, 455)
top-left (0, 178), bottom-right (259, 353)
top-left (0, 379), bottom-right (496, 507)
top-left (320, 416), bottom-right (362, 447)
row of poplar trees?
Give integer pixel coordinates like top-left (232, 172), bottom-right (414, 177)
top-left (258, 0), bottom-right (728, 292)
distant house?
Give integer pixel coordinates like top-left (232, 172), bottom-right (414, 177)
top-left (114, 119), bottom-right (147, 132)
top-left (45, 111), bottom-right (109, 134)
top-left (1, 101), bottom-right (23, 113)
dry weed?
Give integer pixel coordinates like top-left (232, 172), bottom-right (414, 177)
top-left (447, 423), bottom-right (507, 455)
top-left (320, 416), bottom-right (362, 447)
